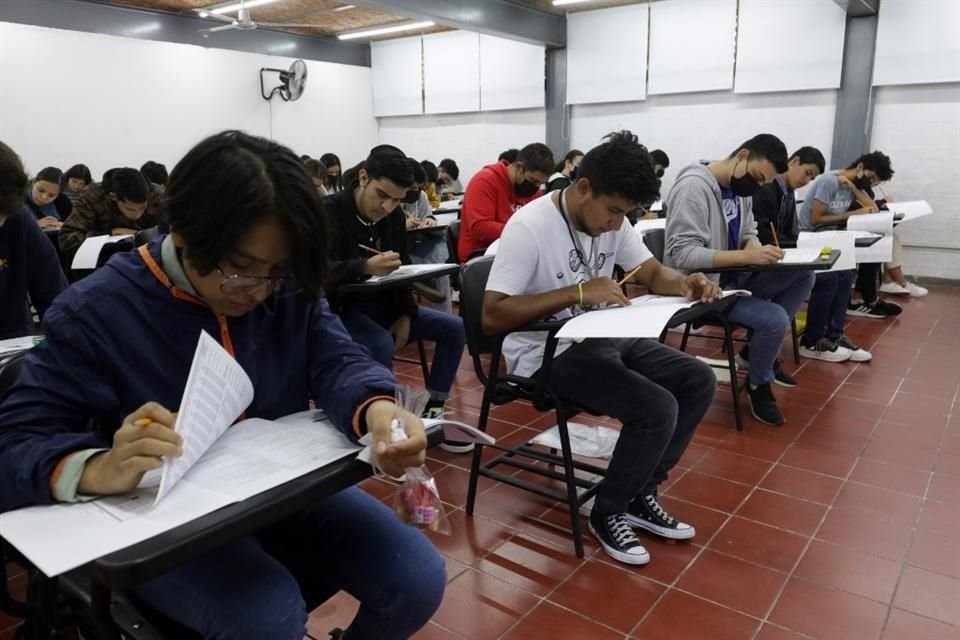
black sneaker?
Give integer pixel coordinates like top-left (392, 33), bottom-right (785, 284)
top-left (872, 299), bottom-right (903, 316)
top-left (736, 346), bottom-right (797, 388)
top-left (847, 299), bottom-right (902, 319)
top-left (747, 382), bottom-right (785, 426)
top-left (588, 510), bottom-right (650, 565)
top-left (625, 494), bottom-right (696, 540)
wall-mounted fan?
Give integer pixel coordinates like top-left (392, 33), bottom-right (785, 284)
top-left (195, 0), bottom-right (327, 37)
top-left (260, 59), bottom-right (308, 101)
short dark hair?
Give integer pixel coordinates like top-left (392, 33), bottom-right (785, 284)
top-left (516, 143), bottom-right (555, 175)
top-left (0, 141), bottom-right (28, 217)
top-left (790, 146), bottom-right (826, 175)
top-left (364, 145), bottom-right (414, 189)
top-left (409, 158), bottom-right (427, 184)
top-left (849, 150), bottom-right (894, 182)
top-left (320, 153), bottom-right (341, 169)
top-left (420, 160), bottom-right (439, 184)
top-left (63, 164), bottom-right (92, 188)
top-left (650, 149), bottom-right (670, 169)
top-left (166, 130), bottom-right (329, 297)
top-left (36, 166), bottom-right (63, 185)
top-left (577, 130), bottom-right (660, 206)
top-left (555, 149), bottom-right (583, 173)
top-left (498, 148), bottom-right (519, 163)
top-left (303, 158), bottom-right (327, 178)
top-left (140, 161), bottom-right (168, 186)
top-left (102, 168), bottom-right (149, 203)
top-left (438, 158), bottom-right (459, 180)
top-left (729, 134), bottom-right (788, 174)
top-left (342, 161), bottom-right (364, 188)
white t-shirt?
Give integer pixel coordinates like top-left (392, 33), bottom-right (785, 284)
top-left (486, 192), bottom-right (653, 377)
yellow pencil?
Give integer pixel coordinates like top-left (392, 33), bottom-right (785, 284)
top-left (617, 264), bottom-right (643, 286)
top-left (133, 418), bottom-right (151, 427)
top-left (769, 222), bottom-right (781, 249)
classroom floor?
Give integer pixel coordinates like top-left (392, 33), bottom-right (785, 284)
top-left (3, 287), bottom-right (960, 640)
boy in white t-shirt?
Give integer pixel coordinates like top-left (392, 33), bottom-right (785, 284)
top-left (484, 131), bottom-right (721, 566)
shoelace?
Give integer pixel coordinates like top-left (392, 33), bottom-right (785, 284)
top-left (644, 495), bottom-right (676, 525)
top-left (606, 515), bottom-right (641, 547)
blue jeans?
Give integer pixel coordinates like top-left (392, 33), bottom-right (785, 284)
top-left (803, 270), bottom-right (855, 344)
top-left (134, 487), bottom-right (446, 640)
top-left (342, 304), bottom-right (465, 400)
top-left (724, 270), bottom-right (815, 386)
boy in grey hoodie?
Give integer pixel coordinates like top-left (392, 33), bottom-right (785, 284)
top-left (664, 134), bottom-right (815, 426)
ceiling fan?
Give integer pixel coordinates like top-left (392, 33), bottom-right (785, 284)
top-left (194, 0), bottom-right (352, 38)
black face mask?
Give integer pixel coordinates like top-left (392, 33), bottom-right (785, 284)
top-left (402, 189), bottom-right (420, 204)
top-left (730, 159), bottom-right (762, 197)
top-left (853, 176), bottom-right (873, 190)
top-left (326, 175), bottom-right (339, 186)
top-left (515, 179), bottom-right (539, 197)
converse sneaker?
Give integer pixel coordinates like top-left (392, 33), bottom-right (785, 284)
top-left (799, 337), bottom-right (853, 363)
top-left (736, 346), bottom-right (797, 388)
top-left (834, 335), bottom-right (873, 362)
top-left (625, 494), bottom-right (696, 540)
top-left (747, 382), bottom-right (785, 426)
top-left (589, 510), bottom-right (650, 565)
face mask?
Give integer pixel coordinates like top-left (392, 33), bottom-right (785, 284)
top-left (326, 175), bottom-right (339, 186)
top-left (853, 176), bottom-right (873, 190)
top-left (402, 189), bottom-right (420, 204)
top-left (515, 179), bottom-right (538, 197)
top-left (730, 158), bottom-right (761, 197)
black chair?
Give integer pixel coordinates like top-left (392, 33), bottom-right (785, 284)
top-left (133, 226), bottom-right (160, 247)
top-left (94, 238), bottom-right (135, 269)
top-left (459, 256), bottom-right (606, 558)
top-left (642, 228), bottom-right (665, 262)
top-left (445, 220), bottom-right (461, 266)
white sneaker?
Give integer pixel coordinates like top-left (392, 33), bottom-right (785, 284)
top-left (799, 338), bottom-right (853, 362)
top-left (879, 281), bottom-right (911, 296)
top-left (905, 281), bottom-right (928, 297)
top-left (835, 335), bottom-right (873, 362)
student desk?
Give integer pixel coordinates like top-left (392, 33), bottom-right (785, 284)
top-left (339, 264), bottom-right (460, 294)
top-left (700, 250), bottom-right (841, 275)
top-left (31, 426), bottom-right (445, 640)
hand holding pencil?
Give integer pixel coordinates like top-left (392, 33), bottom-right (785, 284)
top-left (359, 244), bottom-right (402, 276)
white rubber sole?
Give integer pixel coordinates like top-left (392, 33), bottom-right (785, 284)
top-left (798, 347), bottom-right (852, 363)
top-left (439, 441), bottom-right (475, 454)
top-left (588, 520), bottom-right (650, 565)
top-left (625, 514), bottom-right (696, 540)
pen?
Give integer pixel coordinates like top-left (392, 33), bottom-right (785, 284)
top-left (769, 222), bottom-right (781, 249)
top-left (358, 244), bottom-right (384, 255)
top-left (617, 264), bottom-right (643, 286)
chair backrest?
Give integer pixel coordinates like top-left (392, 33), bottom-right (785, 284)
top-left (459, 256), bottom-right (498, 362)
top-left (643, 228), bottom-right (665, 262)
top-left (134, 226), bottom-right (161, 247)
top-left (445, 220), bottom-right (461, 264)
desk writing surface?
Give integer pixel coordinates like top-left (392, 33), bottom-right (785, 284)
top-left (702, 250), bottom-right (841, 273)
top-left (339, 264), bottom-right (459, 293)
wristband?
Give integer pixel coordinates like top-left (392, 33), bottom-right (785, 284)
top-left (577, 281), bottom-right (584, 306)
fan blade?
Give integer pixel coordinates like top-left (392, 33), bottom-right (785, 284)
top-left (199, 23), bottom-right (238, 35)
top-left (256, 21), bottom-right (325, 29)
top-left (195, 12), bottom-right (235, 24)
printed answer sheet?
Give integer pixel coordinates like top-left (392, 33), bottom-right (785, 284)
top-left (366, 263), bottom-right (454, 284)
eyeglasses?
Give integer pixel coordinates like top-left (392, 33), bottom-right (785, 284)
top-left (215, 267), bottom-right (301, 298)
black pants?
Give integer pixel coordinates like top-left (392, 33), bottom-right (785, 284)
top-left (549, 338), bottom-right (716, 516)
top-left (857, 263), bottom-right (880, 303)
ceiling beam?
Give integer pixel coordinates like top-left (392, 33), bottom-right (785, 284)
top-left (832, 0), bottom-right (880, 17)
top-left (0, 0), bottom-right (371, 66)
top-left (351, 0), bottom-right (566, 47)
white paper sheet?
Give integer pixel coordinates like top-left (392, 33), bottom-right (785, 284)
top-left (0, 412), bottom-right (363, 577)
top-left (70, 235), bottom-right (133, 270)
top-left (797, 231), bottom-right (856, 271)
top-left (886, 200), bottom-right (933, 223)
top-left (0, 336), bottom-right (37, 356)
top-left (634, 218), bottom-right (667, 235)
top-left (556, 295), bottom-right (698, 339)
top-left (846, 211), bottom-right (895, 235)
top-left (365, 263), bottom-right (454, 284)
top-left (432, 212), bottom-right (457, 226)
top-left (853, 234), bottom-right (893, 263)
top-left (780, 248), bottom-right (824, 264)
top-left (156, 331), bottom-right (254, 503)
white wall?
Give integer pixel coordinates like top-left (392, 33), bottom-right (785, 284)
top-left (0, 21), bottom-right (378, 178)
top-left (871, 83), bottom-right (960, 279)
top-left (377, 109), bottom-right (547, 190)
top-left (570, 90), bottom-right (838, 198)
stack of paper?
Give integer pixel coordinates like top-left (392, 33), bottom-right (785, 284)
top-left (780, 248), bottom-right (824, 264)
top-left (366, 263), bottom-right (454, 284)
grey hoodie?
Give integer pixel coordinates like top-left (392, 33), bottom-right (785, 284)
top-left (663, 162), bottom-right (758, 280)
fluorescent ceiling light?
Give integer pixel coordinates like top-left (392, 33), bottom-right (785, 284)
top-left (337, 21), bottom-right (435, 40)
top-left (209, 0), bottom-right (281, 16)
top-left (335, 4), bottom-right (356, 10)
top-left (553, 0), bottom-right (592, 6)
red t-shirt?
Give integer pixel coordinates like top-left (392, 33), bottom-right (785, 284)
top-left (458, 160), bottom-right (538, 262)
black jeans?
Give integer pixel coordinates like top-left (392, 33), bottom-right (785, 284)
top-left (857, 263), bottom-right (880, 303)
top-left (549, 338), bottom-right (716, 516)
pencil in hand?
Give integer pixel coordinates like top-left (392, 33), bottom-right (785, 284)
top-left (617, 264), bottom-right (643, 286)
top-left (358, 244), bottom-right (383, 255)
top-left (769, 223), bottom-right (781, 249)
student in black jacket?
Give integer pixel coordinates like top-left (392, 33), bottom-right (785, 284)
top-left (753, 146), bottom-right (825, 245)
top-left (0, 142), bottom-right (68, 339)
top-left (325, 145), bottom-right (466, 426)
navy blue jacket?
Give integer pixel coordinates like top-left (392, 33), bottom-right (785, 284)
top-left (0, 208), bottom-right (68, 339)
top-left (0, 240), bottom-right (396, 512)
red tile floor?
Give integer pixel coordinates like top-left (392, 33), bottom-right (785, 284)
top-left (3, 287), bottom-right (960, 640)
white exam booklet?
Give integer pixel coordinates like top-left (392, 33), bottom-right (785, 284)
top-left (71, 234), bottom-right (133, 270)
